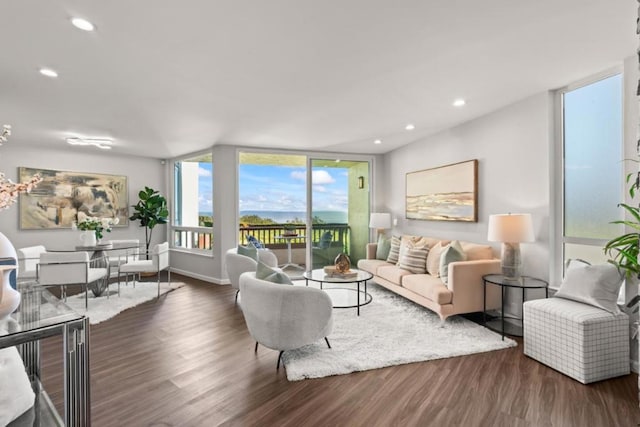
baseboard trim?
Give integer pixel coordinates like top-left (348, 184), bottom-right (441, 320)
top-left (169, 267), bottom-right (229, 285)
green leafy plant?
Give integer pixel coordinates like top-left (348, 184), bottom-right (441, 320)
top-left (604, 173), bottom-right (640, 278)
top-left (129, 186), bottom-right (169, 256)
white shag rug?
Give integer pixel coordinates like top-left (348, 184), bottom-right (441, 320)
top-left (53, 281), bottom-right (184, 325)
top-left (282, 283), bottom-right (517, 381)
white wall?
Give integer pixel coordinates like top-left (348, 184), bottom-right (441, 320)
top-left (383, 92), bottom-right (552, 281)
top-left (0, 145), bottom-right (166, 252)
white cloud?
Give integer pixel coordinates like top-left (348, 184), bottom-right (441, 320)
top-left (198, 167), bottom-right (212, 177)
top-left (290, 170), bottom-right (335, 185)
top-left (314, 185), bottom-right (327, 193)
top-left (312, 170), bottom-right (335, 185)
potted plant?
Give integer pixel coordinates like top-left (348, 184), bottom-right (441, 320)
top-left (604, 175), bottom-right (640, 278)
top-left (129, 186), bottom-right (169, 257)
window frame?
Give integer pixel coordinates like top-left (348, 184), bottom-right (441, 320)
top-left (170, 149), bottom-right (214, 256)
top-left (551, 67), bottom-right (624, 287)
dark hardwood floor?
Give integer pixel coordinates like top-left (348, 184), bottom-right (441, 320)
top-left (40, 274), bottom-right (640, 427)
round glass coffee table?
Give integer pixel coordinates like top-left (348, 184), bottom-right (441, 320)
top-left (303, 268), bottom-right (373, 316)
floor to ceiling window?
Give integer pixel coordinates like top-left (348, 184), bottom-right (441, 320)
top-left (172, 151), bottom-right (213, 252)
top-left (561, 72), bottom-right (622, 269)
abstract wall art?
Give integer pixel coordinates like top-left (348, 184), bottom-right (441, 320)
top-left (18, 167), bottom-right (128, 229)
top-left (405, 159), bottom-right (478, 222)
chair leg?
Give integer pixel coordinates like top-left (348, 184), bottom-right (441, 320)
top-left (157, 270), bottom-right (160, 299)
top-left (325, 337), bottom-right (331, 349)
top-left (85, 284), bottom-right (88, 310)
top-left (235, 290), bottom-right (240, 304)
top-left (277, 351), bottom-right (284, 370)
top-left (254, 342), bottom-right (259, 353)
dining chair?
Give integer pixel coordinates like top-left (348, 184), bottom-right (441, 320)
top-left (16, 245), bottom-right (47, 283)
top-left (38, 251), bottom-right (109, 309)
top-left (105, 239), bottom-right (141, 280)
top-left (117, 242), bottom-right (170, 298)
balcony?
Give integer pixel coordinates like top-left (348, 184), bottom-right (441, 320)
top-left (240, 223), bottom-right (350, 268)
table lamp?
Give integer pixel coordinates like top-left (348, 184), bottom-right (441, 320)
top-left (487, 213), bottom-right (534, 279)
top-left (369, 213), bottom-right (392, 238)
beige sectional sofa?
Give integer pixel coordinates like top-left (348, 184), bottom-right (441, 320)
top-left (357, 235), bottom-right (501, 322)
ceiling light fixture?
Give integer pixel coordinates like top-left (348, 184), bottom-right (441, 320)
top-left (66, 137), bottom-right (113, 150)
top-left (71, 17), bottom-right (95, 32)
top-left (374, 139), bottom-right (382, 144)
top-left (405, 124), bottom-right (415, 131)
top-left (453, 99), bottom-right (466, 107)
top-left (39, 68), bottom-right (58, 78)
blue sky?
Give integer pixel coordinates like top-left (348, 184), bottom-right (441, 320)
top-left (238, 164), bottom-right (348, 213)
top-left (198, 162), bottom-right (213, 213)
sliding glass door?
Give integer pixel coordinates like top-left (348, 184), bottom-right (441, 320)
top-left (308, 159), bottom-right (370, 270)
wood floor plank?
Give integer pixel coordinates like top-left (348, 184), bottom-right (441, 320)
top-left (39, 274), bottom-right (640, 427)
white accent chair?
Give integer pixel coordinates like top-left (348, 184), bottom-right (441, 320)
top-left (225, 247), bottom-right (278, 303)
top-left (105, 239), bottom-right (141, 279)
top-left (38, 252), bottom-right (109, 309)
top-left (239, 271), bottom-right (333, 369)
top-left (16, 245), bottom-right (47, 282)
top-left (117, 242), bottom-right (170, 298)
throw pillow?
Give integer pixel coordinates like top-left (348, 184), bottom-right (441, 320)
top-left (237, 244), bottom-right (258, 261)
top-left (255, 261), bottom-right (294, 285)
top-left (426, 241), bottom-right (445, 277)
top-left (246, 234), bottom-right (264, 249)
top-left (439, 240), bottom-right (467, 285)
top-left (398, 242), bottom-right (429, 274)
top-left (386, 235), bottom-right (401, 264)
top-left (375, 234), bottom-right (392, 260)
top-left (555, 263), bottom-right (623, 313)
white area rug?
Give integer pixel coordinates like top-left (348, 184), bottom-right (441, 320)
top-left (283, 283), bottom-right (517, 381)
top-left (60, 281), bottom-right (184, 325)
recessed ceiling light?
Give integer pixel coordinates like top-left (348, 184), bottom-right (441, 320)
top-left (66, 137), bottom-right (113, 150)
top-left (374, 139), bottom-right (382, 144)
top-left (453, 99), bottom-right (466, 107)
top-left (405, 124), bottom-right (415, 131)
top-left (71, 17), bottom-right (95, 32)
top-left (39, 68), bottom-right (58, 78)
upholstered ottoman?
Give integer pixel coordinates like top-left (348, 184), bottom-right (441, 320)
top-left (523, 297), bottom-right (629, 384)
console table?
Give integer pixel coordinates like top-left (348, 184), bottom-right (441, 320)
top-left (3, 283), bottom-right (90, 426)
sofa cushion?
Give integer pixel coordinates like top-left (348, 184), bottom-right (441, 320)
top-left (376, 234), bottom-right (391, 260)
top-left (377, 265), bottom-right (412, 285)
top-left (398, 242), bottom-right (429, 274)
top-left (460, 241), bottom-right (493, 261)
top-left (439, 240), bottom-right (467, 285)
top-left (357, 259), bottom-right (391, 276)
top-left (402, 235), bottom-right (449, 249)
top-left (402, 274), bottom-right (453, 305)
top-left (426, 241), bottom-right (446, 277)
top-left (386, 235), bottom-right (401, 264)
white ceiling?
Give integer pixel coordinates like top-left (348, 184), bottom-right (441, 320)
top-left (0, 1), bottom-right (636, 159)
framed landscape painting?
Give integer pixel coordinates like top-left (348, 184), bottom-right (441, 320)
top-left (19, 167), bottom-right (128, 229)
top-left (405, 159), bottom-right (478, 222)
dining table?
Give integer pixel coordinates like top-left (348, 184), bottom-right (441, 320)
top-left (48, 241), bottom-right (140, 297)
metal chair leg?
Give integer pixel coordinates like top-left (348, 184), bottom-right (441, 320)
top-left (235, 290), bottom-right (240, 304)
top-left (277, 351), bottom-right (284, 370)
top-left (85, 284), bottom-right (88, 309)
top-left (254, 342), bottom-right (259, 353)
top-left (325, 337), bottom-right (331, 349)
top-left (157, 270), bottom-right (160, 299)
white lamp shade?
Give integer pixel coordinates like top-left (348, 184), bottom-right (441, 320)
top-left (487, 213), bottom-right (535, 243)
top-left (369, 213), bottom-right (391, 229)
